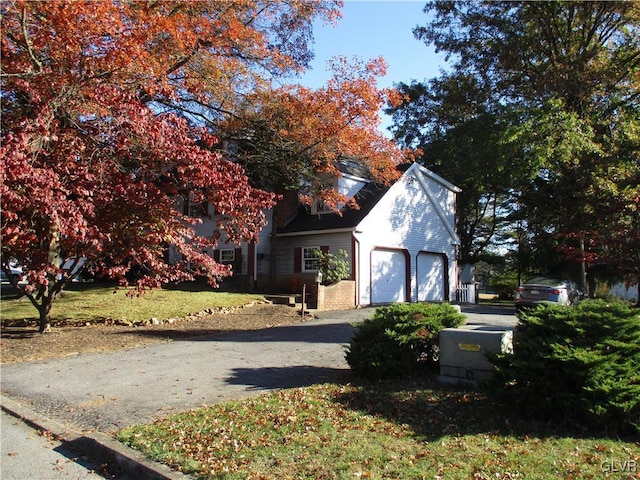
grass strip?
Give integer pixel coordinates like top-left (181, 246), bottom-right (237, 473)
top-left (1, 283), bottom-right (264, 325)
top-left (117, 380), bottom-right (640, 479)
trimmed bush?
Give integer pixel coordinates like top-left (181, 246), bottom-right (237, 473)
top-left (487, 300), bottom-right (640, 435)
top-left (312, 248), bottom-right (350, 285)
top-left (346, 303), bottom-right (465, 380)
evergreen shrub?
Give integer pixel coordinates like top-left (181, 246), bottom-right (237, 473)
top-left (345, 303), bottom-right (465, 380)
top-left (487, 300), bottom-right (640, 435)
top-left (312, 248), bottom-right (350, 285)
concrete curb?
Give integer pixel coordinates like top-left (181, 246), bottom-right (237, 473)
top-left (0, 394), bottom-right (190, 480)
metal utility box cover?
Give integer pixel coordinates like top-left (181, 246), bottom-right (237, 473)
top-left (439, 327), bottom-right (513, 382)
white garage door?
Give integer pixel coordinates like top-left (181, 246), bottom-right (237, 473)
top-left (371, 249), bottom-right (407, 304)
top-left (417, 252), bottom-right (445, 302)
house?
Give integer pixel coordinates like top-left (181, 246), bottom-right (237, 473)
top-left (175, 162), bottom-right (461, 309)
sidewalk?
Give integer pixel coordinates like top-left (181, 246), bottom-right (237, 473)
top-left (1, 394), bottom-right (184, 480)
top-left (1, 409), bottom-right (108, 480)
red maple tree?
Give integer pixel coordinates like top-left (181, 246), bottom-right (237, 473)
top-left (1, 1), bottom-right (406, 332)
top-left (1, 1), bottom-right (340, 332)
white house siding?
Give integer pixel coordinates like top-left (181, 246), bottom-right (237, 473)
top-left (354, 165), bottom-right (458, 305)
top-left (609, 282), bottom-right (639, 302)
top-left (255, 208), bottom-right (274, 278)
top-left (189, 215), bottom-right (247, 276)
top-left (429, 182), bottom-right (456, 233)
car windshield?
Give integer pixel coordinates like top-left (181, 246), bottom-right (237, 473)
top-left (523, 277), bottom-right (561, 286)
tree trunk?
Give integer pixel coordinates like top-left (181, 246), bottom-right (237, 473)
top-left (37, 221), bottom-right (60, 333)
top-left (38, 301), bottom-right (52, 334)
top-left (579, 237), bottom-right (588, 296)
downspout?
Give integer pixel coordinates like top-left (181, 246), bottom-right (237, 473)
top-left (352, 233), bottom-right (360, 307)
top-left (254, 243), bottom-right (258, 285)
top-left (453, 245), bottom-right (459, 303)
top-left (453, 187), bottom-right (458, 303)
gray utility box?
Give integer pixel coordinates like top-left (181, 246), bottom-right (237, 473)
top-left (439, 326), bottom-right (513, 383)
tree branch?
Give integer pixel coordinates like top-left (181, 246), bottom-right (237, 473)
top-left (21, 6), bottom-right (43, 75)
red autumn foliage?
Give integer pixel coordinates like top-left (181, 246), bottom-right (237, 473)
top-left (1, 1), bottom-right (344, 331)
top-left (1, 0), bottom-right (407, 333)
top-left (559, 190), bottom-right (640, 303)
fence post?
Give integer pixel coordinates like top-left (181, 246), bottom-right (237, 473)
top-left (301, 283), bottom-right (306, 317)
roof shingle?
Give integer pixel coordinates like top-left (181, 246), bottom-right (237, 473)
top-left (276, 180), bottom-right (391, 234)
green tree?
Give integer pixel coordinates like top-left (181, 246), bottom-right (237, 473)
top-left (313, 248), bottom-right (350, 285)
top-left (388, 74), bottom-right (519, 263)
top-left (395, 1), bottom-right (640, 288)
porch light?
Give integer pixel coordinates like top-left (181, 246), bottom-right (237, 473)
top-left (315, 271), bottom-right (323, 284)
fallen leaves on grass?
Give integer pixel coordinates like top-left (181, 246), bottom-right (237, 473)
top-left (117, 381), bottom-right (640, 480)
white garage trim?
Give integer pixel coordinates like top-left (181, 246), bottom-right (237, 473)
top-left (370, 248), bottom-right (410, 304)
top-left (409, 164), bottom-right (460, 246)
top-left (416, 251), bottom-right (449, 302)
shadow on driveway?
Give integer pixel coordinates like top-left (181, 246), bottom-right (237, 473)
top-left (115, 320), bottom-right (357, 345)
top-left (460, 304), bottom-right (516, 316)
top-left (225, 366), bottom-right (351, 391)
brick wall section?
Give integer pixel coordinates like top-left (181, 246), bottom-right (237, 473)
top-left (316, 280), bottom-right (356, 311)
top-left (273, 190), bottom-right (300, 228)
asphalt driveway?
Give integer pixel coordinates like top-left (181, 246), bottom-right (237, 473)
top-left (0, 305), bottom-right (516, 434)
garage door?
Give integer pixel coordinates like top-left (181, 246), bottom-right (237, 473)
top-left (371, 249), bottom-right (407, 304)
top-left (417, 252), bottom-right (445, 302)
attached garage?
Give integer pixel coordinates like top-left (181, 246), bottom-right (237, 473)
top-left (275, 163), bottom-right (461, 307)
top-left (417, 252), bottom-right (448, 302)
top-left (371, 248), bottom-right (409, 304)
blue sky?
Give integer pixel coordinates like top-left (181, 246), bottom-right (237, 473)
top-left (299, 1), bottom-right (448, 89)
top-left (295, 1), bottom-right (450, 132)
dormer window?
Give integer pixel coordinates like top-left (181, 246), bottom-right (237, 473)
top-left (310, 199), bottom-right (332, 215)
top-left (306, 171), bottom-right (370, 215)
top-left (309, 176), bottom-right (338, 215)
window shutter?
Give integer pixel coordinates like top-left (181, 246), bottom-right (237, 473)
top-left (213, 250), bottom-right (220, 262)
top-left (247, 242), bottom-right (255, 277)
top-left (293, 247), bottom-right (302, 273)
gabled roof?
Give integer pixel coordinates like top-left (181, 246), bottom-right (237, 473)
top-left (276, 180), bottom-right (391, 236)
top-left (276, 162), bottom-right (460, 238)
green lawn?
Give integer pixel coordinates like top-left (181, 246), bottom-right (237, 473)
top-left (0, 283), bottom-right (264, 325)
top-left (117, 380), bottom-right (640, 480)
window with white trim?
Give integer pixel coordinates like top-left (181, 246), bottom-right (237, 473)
top-left (220, 249), bottom-right (235, 263)
top-left (302, 247), bottom-right (320, 272)
top-left (183, 196), bottom-right (209, 217)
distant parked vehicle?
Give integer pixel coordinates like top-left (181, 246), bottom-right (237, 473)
top-left (0, 268), bottom-right (23, 284)
top-left (515, 276), bottom-right (581, 311)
